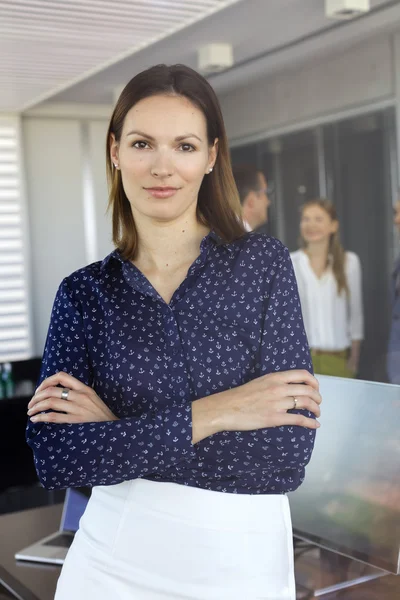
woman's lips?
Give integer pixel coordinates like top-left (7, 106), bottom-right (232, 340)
top-left (145, 187), bottom-right (179, 199)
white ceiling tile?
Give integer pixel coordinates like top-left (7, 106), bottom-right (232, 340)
top-left (0, 0), bottom-right (242, 111)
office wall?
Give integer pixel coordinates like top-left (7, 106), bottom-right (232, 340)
top-left (220, 35), bottom-right (394, 141)
top-left (88, 121), bottom-right (113, 260)
top-left (22, 116), bottom-right (112, 355)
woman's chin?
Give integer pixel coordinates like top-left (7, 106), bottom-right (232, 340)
top-left (142, 207), bottom-right (190, 223)
top-left (303, 236), bottom-right (327, 244)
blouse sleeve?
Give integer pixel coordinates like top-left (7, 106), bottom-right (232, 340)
top-left (26, 278), bottom-right (197, 490)
top-left (256, 245), bottom-right (316, 488)
top-left (347, 253), bottom-right (364, 341)
top-left (193, 245), bottom-right (317, 493)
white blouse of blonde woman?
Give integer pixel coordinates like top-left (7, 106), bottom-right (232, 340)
top-left (290, 202), bottom-right (363, 374)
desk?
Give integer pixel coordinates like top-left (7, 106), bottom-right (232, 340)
top-left (0, 505), bottom-right (62, 600)
top-left (0, 395), bottom-right (38, 494)
top-left (0, 504), bottom-right (399, 600)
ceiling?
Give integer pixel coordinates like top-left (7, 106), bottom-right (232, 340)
top-left (0, 0), bottom-right (242, 112)
top-left (2, 0), bottom-right (400, 113)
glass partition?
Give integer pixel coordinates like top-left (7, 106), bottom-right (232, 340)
top-left (231, 107), bottom-right (397, 384)
top-left (289, 375), bottom-right (400, 594)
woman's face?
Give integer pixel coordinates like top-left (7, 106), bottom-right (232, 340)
top-left (300, 204), bottom-right (338, 245)
top-left (110, 94), bottom-right (217, 225)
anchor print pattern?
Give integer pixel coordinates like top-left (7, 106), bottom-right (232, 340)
top-left (27, 232), bottom-right (315, 494)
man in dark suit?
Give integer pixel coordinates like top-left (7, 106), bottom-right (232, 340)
top-left (387, 199), bottom-right (400, 384)
top-left (232, 165), bottom-right (270, 233)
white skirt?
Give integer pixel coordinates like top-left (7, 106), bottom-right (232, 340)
top-left (55, 479), bottom-right (296, 600)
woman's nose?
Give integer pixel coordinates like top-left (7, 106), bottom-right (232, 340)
top-left (150, 152), bottom-right (173, 178)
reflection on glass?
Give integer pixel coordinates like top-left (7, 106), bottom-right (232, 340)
top-left (289, 375), bottom-right (400, 574)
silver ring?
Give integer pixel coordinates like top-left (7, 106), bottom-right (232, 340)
top-left (292, 396), bottom-right (298, 410)
top-left (60, 388), bottom-right (69, 401)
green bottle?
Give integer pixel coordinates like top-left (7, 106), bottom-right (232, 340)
top-left (2, 362), bottom-right (14, 398)
top-left (0, 365), bottom-right (4, 400)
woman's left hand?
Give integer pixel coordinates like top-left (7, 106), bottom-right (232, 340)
top-left (28, 372), bottom-right (119, 424)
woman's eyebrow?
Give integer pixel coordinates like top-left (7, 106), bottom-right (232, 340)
top-left (175, 134), bottom-right (202, 142)
top-left (126, 129), bottom-right (155, 140)
top-left (126, 129), bottom-right (202, 142)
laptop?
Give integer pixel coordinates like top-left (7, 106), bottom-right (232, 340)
top-left (15, 486), bottom-right (91, 565)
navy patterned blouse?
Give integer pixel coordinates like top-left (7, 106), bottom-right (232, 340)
top-left (27, 231), bottom-right (315, 494)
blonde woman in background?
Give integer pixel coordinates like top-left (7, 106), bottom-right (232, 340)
top-left (291, 198), bottom-right (364, 378)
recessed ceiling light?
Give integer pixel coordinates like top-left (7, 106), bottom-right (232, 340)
top-left (198, 43), bottom-right (234, 74)
top-left (326, 0), bottom-right (370, 20)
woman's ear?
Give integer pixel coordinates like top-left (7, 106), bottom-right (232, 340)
top-left (207, 138), bottom-right (219, 172)
top-left (110, 134), bottom-right (119, 167)
top-left (331, 219), bottom-right (339, 234)
top-left (245, 191), bottom-right (256, 209)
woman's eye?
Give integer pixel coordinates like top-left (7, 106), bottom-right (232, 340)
top-left (180, 143), bottom-right (195, 152)
top-left (133, 141), bottom-right (150, 149)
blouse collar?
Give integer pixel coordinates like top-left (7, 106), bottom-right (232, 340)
top-left (100, 230), bottom-right (235, 272)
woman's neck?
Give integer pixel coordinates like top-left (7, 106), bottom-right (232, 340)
top-left (303, 241), bottom-right (331, 278)
top-left (134, 217), bottom-right (210, 272)
top-left (304, 240), bottom-right (330, 260)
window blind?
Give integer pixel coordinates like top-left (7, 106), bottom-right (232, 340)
top-left (0, 117), bottom-right (32, 361)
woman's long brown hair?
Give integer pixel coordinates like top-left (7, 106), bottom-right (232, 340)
top-left (300, 198), bottom-right (349, 295)
top-left (106, 64), bottom-right (245, 260)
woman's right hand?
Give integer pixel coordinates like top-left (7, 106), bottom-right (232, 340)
top-left (192, 370), bottom-right (321, 444)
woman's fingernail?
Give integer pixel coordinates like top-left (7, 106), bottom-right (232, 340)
top-left (27, 409), bottom-right (32, 415)
top-left (30, 416), bottom-right (38, 422)
top-left (316, 421), bottom-right (321, 427)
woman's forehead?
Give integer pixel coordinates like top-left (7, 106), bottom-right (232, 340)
top-left (303, 205), bottom-right (329, 217)
top-left (123, 95), bottom-right (206, 134)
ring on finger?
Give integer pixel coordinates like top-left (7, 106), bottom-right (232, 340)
top-left (292, 396), bottom-right (298, 410)
top-left (60, 388), bottom-right (70, 401)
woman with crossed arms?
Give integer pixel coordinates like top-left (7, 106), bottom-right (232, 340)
top-left (27, 64), bottom-right (321, 600)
